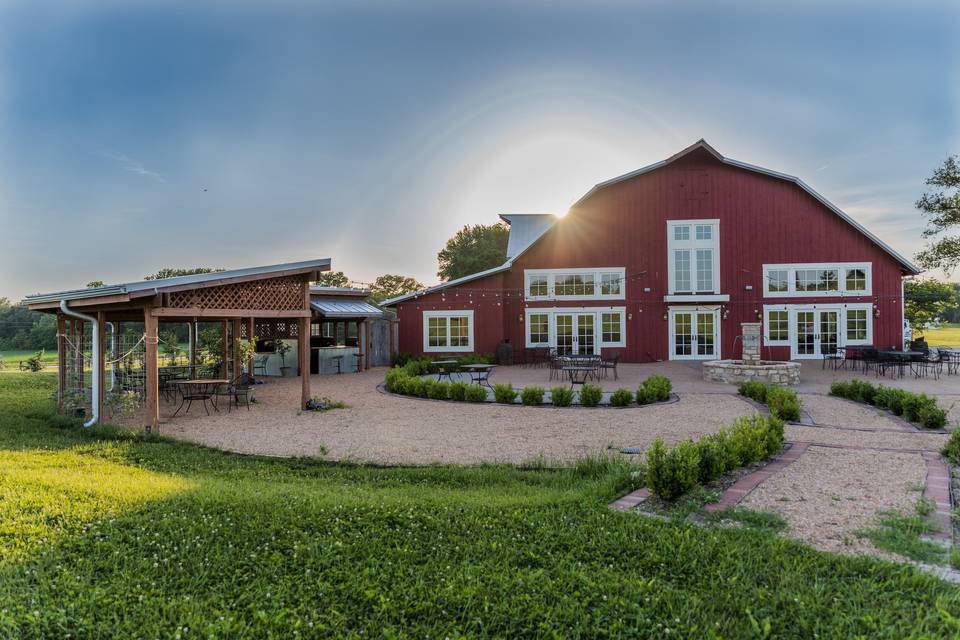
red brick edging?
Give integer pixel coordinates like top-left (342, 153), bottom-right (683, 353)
top-left (922, 451), bottom-right (952, 542)
top-left (609, 488), bottom-right (650, 511)
top-left (704, 443), bottom-right (811, 513)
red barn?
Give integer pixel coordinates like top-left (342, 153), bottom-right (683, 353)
top-left (383, 140), bottom-right (920, 362)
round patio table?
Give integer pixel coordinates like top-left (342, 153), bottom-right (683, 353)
top-left (461, 363), bottom-right (495, 387)
top-left (563, 366), bottom-right (595, 388)
top-left (432, 359), bottom-right (459, 382)
top-left (169, 379), bottom-right (228, 417)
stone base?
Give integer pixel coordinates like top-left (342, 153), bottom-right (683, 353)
top-left (702, 360), bottom-right (801, 386)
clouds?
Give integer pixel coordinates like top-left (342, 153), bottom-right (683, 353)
top-left (99, 151), bottom-right (166, 183)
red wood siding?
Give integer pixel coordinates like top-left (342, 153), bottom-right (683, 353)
top-left (395, 147), bottom-right (908, 361)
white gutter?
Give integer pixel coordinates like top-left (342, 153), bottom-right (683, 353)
top-left (59, 299), bottom-right (99, 428)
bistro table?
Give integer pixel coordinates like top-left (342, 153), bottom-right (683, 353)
top-left (562, 365), bottom-right (596, 388)
top-left (461, 363), bottom-right (495, 387)
top-left (877, 350), bottom-right (925, 378)
top-left (169, 379), bottom-right (228, 417)
top-left (433, 359), bottom-right (460, 382)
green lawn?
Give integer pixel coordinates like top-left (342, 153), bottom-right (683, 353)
top-left (921, 323), bottom-right (960, 347)
top-left (1, 374), bottom-right (959, 637)
top-left (0, 349), bottom-right (58, 370)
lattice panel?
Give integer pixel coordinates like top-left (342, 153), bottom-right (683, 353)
top-left (253, 320), bottom-right (299, 340)
top-left (166, 276), bottom-right (304, 311)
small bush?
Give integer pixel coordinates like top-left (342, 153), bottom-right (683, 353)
top-left (766, 386), bottom-right (800, 421)
top-left (579, 383), bottom-right (603, 407)
top-left (449, 381), bottom-right (468, 402)
top-left (887, 389), bottom-right (907, 416)
top-left (696, 431), bottom-right (735, 483)
top-left (521, 386), bottom-right (545, 406)
top-left (551, 386), bottom-right (574, 407)
top-left (493, 383), bottom-right (518, 404)
top-left (427, 381), bottom-right (450, 400)
top-left (873, 386), bottom-right (898, 411)
top-left (829, 381), bottom-right (851, 399)
top-left (764, 415), bottom-right (786, 456)
top-left (642, 375), bottom-right (672, 402)
top-left (738, 380), bottom-right (768, 404)
top-left (901, 393), bottom-right (923, 422)
top-left (609, 388), bottom-right (634, 407)
top-left (647, 438), bottom-right (700, 501)
top-left (849, 380), bottom-right (877, 405)
top-left (409, 377), bottom-right (429, 398)
top-left (464, 384), bottom-right (488, 403)
top-left (943, 430), bottom-right (960, 464)
top-left (456, 353), bottom-right (496, 366)
top-left (385, 369), bottom-right (409, 392)
top-left (401, 358), bottom-right (434, 377)
top-left (919, 403), bottom-right (948, 430)
top-left (728, 414), bottom-right (772, 466)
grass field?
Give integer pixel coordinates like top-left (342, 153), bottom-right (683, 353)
top-left (0, 349), bottom-right (58, 370)
top-left (920, 323), bottom-right (960, 347)
top-left (1, 374), bottom-right (959, 637)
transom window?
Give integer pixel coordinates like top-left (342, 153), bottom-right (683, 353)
top-left (524, 268), bottom-right (626, 300)
top-left (423, 310), bottom-right (474, 352)
top-left (667, 220), bottom-right (720, 294)
top-left (763, 263), bottom-right (872, 297)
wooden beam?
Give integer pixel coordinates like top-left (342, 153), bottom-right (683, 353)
top-left (129, 266), bottom-right (329, 298)
top-left (113, 321), bottom-right (121, 391)
top-left (97, 311), bottom-right (106, 422)
top-left (299, 315), bottom-right (310, 409)
top-left (144, 307), bottom-right (159, 433)
top-left (189, 320), bottom-right (197, 379)
top-left (151, 308), bottom-right (311, 318)
top-left (57, 313), bottom-right (66, 413)
top-left (232, 318), bottom-right (242, 377)
top-left (360, 320), bottom-right (368, 371)
top-left (221, 320), bottom-right (228, 378)
top-left (246, 317), bottom-right (255, 376)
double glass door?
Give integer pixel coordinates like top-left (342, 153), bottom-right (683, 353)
top-left (670, 309), bottom-right (719, 360)
top-left (554, 313), bottom-right (596, 355)
top-left (793, 309), bottom-right (839, 359)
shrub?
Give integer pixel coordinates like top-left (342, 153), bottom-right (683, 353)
top-left (520, 386), bottom-right (545, 406)
top-left (449, 381), bottom-right (468, 402)
top-left (427, 381), bottom-right (450, 400)
top-left (641, 375), bottom-right (672, 403)
top-left (609, 388), bottom-right (634, 407)
top-left (402, 358), bottom-right (434, 377)
top-left (919, 402), bottom-right (948, 430)
top-left (646, 438), bottom-right (700, 501)
top-left (728, 414), bottom-right (772, 466)
top-left (766, 386), bottom-right (800, 421)
top-left (887, 389), bottom-right (908, 416)
top-left (829, 381), bottom-right (851, 399)
top-left (384, 369), bottom-right (409, 392)
top-left (943, 430), bottom-right (960, 464)
top-left (696, 431), bottom-right (735, 483)
top-left (493, 383), bottom-right (518, 404)
top-left (849, 379), bottom-right (877, 405)
top-left (764, 415), bottom-right (786, 456)
top-left (872, 386), bottom-right (897, 411)
top-left (405, 377), bottom-right (427, 398)
top-left (738, 380), bottom-right (768, 404)
top-left (550, 386), bottom-right (574, 407)
top-left (579, 383), bottom-right (603, 407)
top-left (464, 384), bottom-right (488, 403)
top-left (391, 352), bottom-right (415, 368)
top-left (456, 353), bottom-right (496, 366)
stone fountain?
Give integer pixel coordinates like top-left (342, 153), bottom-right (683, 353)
top-left (702, 322), bottom-right (800, 386)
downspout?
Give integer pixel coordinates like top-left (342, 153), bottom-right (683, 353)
top-left (60, 299), bottom-right (99, 427)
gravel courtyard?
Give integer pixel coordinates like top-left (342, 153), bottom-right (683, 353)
top-left (146, 362), bottom-right (955, 561)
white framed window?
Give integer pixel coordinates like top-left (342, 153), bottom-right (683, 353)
top-left (763, 263), bottom-right (872, 297)
top-left (846, 308), bottom-right (870, 343)
top-left (524, 268), bottom-right (626, 301)
top-left (523, 307), bottom-right (626, 349)
top-left (667, 219), bottom-right (720, 295)
top-left (764, 308), bottom-right (790, 344)
top-left (423, 310), bottom-right (474, 352)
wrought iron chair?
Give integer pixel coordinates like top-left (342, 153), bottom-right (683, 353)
top-left (821, 345), bottom-right (844, 370)
top-left (598, 352), bottom-right (620, 380)
top-left (253, 355), bottom-right (269, 378)
top-left (214, 373), bottom-right (254, 412)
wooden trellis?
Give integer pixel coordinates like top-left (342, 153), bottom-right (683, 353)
top-left (249, 320), bottom-right (300, 340)
top-left (165, 276), bottom-right (304, 311)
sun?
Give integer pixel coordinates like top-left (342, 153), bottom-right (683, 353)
top-left (553, 210), bottom-right (569, 219)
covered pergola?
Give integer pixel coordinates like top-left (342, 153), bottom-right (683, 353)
top-left (24, 259), bottom-right (331, 430)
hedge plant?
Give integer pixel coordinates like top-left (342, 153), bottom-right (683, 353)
top-left (550, 386), bottom-right (574, 407)
top-left (521, 386), bottom-right (545, 406)
top-left (830, 379), bottom-right (948, 430)
top-left (464, 384), bottom-right (488, 403)
top-left (609, 388), bottom-right (634, 407)
top-left (493, 383), bottom-right (518, 404)
top-left (738, 381), bottom-right (800, 421)
top-left (579, 383), bottom-right (603, 407)
top-left (638, 375), bottom-right (672, 405)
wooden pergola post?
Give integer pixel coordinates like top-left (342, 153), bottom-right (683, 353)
top-left (56, 312), bottom-right (66, 412)
top-left (232, 318), bottom-right (242, 376)
top-left (247, 317), bottom-right (255, 375)
top-left (189, 320), bottom-right (197, 379)
top-left (359, 320), bottom-right (367, 371)
top-left (221, 319), bottom-right (228, 377)
top-left (97, 311), bottom-right (106, 421)
top-left (299, 315), bottom-right (310, 409)
top-left (144, 306), bottom-right (159, 432)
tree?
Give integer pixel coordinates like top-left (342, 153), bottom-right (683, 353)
top-left (369, 274), bottom-right (424, 303)
top-left (904, 278), bottom-right (958, 333)
top-left (314, 271), bottom-right (350, 287)
top-left (915, 155), bottom-right (960, 274)
top-left (144, 267), bottom-right (225, 280)
top-left (86, 280), bottom-right (105, 288)
top-left (437, 223), bottom-right (508, 281)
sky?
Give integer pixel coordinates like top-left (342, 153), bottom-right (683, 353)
top-left (1, 0), bottom-right (958, 300)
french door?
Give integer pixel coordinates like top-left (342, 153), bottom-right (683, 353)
top-left (792, 308), bottom-right (839, 359)
top-left (554, 313), bottom-right (596, 355)
top-left (669, 308), bottom-right (719, 360)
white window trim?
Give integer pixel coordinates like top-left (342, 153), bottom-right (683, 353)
top-left (524, 267), bottom-right (626, 302)
top-left (667, 219), bottom-right (720, 295)
top-left (762, 262), bottom-right (872, 298)
top-left (423, 309), bottom-right (474, 353)
top-left (761, 303), bottom-right (874, 352)
top-left (763, 306), bottom-right (791, 345)
top-left (667, 305), bottom-right (721, 361)
top-left (523, 306), bottom-right (626, 349)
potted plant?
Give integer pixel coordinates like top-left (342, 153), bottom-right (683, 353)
top-left (236, 337), bottom-right (258, 375)
top-left (276, 340), bottom-right (292, 377)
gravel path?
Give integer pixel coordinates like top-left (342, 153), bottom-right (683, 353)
top-left (799, 394), bottom-right (910, 431)
top-left (739, 446), bottom-right (926, 559)
top-left (785, 424), bottom-right (947, 451)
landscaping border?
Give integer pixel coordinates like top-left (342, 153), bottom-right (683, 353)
top-left (376, 383), bottom-right (680, 410)
top-left (705, 442), bottom-right (810, 512)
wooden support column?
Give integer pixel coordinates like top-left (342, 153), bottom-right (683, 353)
top-left (96, 311), bottom-right (106, 421)
top-left (247, 317), bottom-right (255, 375)
top-left (57, 312), bottom-right (66, 412)
top-left (359, 320), bottom-right (367, 371)
top-left (232, 318), bottom-right (242, 376)
top-left (112, 321), bottom-right (121, 391)
top-left (144, 307), bottom-right (159, 432)
top-left (189, 320), bottom-right (197, 379)
top-left (299, 315), bottom-right (311, 409)
top-left (221, 320), bottom-right (228, 377)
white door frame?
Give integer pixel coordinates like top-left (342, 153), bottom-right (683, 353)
top-left (668, 306), bottom-right (720, 361)
top-left (553, 311), bottom-right (599, 355)
top-left (791, 306), bottom-right (841, 360)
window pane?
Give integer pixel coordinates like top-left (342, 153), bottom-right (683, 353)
top-left (768, 310), bottom-right (789, 341)
top-left (795, 269), bottom-right (817, 292)
top-left (845, 268), bottom-right (866, 291)
top-left (697, 313), bottom-right (714, 356)
top-left (674, 250), bottom-right (691, 291)
top-left (581, 274), bottom-right (595, 296)
top-left (428, 317), bottom-right (447, 347)
top-left (846, 309), bottom-right (868, 340)
top-left (696, 249), bottom-right (713, 291)
top-left (600, 273), bottom-right (621, 295)
top-left (819, 269), bottom-right (839, 291)
top-left (449, 316), bottom-right (469, 347)
top-left (529, 314), bottom-right (548, 344)
top-left (601, 312), bottom-right (621, 343)
top-left (695, 224), bottom-right (712, 240)
top-left (674, 313), bottom-right (692, 355)
top-left (674, 225), bottom-right (690, 241)
top-left (528, 275), bottom-right (548, 297)
top-left (767, 270), bottom-right (788, 293)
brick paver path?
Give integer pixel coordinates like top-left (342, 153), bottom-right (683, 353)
top-left (704, 443), bottom-right (810, 513)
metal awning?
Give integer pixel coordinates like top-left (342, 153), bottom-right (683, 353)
top-left (310, 300), bottom-right (383, 319)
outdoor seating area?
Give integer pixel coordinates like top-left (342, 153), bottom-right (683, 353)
top-left (821, 344), bottom-right (960, 380)
top-left (528, 349), bottom-right (620, 385)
